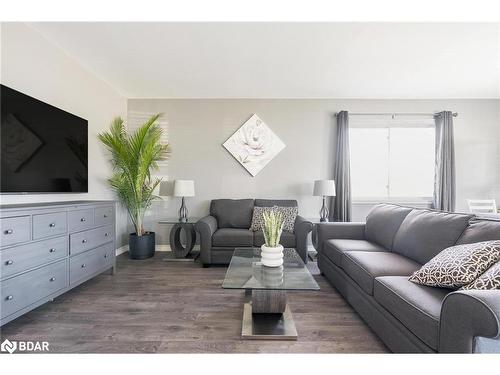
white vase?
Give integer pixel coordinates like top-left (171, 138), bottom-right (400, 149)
top-left (261, 244), bottom-right (284, 267)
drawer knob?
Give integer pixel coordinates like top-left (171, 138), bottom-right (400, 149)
top-left (4, 229), bottom-right (13, 235)
top-left (82, 239), bottom-right (87, 243)
top-left (49, 277), bottom-right (56, 282)
top-left (80, 217), bottom-right (86, 222)
top-left (5, 260), bottom-right (13, 265)
top-left (104, 254), bottom-right (108, 258)
top-left (81, 263), bottom-right (86, 268)
top-left (104, 214), bottom-right (108, 218)
top-left (49, 248), bottom-right (56, 253)
top-left (104, 233), bottom-right (109, 237)
top-left (49, 223), bottom-right (56, 228)
top-left (5, 295), bottom-right (13, 301)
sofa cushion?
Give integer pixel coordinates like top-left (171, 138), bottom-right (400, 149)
top-left (342, 251), bottom-right (421, 295)
top-left (212, 228), bottom-right (254, 247)
top-left (323, 239), bottom-right (387, 267)
top-left (374, 276), bottom-right (449, 350)
top-left (392, 209), bottom-right (474, 264)
top-left (456, 220), bottom-right (500, 245)
top-left (365, 204), bottom-right (413, 250)
top-left (409, 240), bottom-right (500, 288)
top-left (461, 261), bottom-right (500, 290)
top-left (210, 199), bottom-right (254, 229)
top-left (253, 230), bottom-right (296, 248)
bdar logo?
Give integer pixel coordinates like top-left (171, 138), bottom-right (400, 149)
top-left (1, 339), bottom-right (17, 354)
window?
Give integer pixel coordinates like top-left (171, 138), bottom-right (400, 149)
top-left (350, 119), bottom-right (435, 200)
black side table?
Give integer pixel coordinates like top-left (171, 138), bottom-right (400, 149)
top-left (305, 217), bottom-right (325, 261)
top-left (158, 218), bottom-right (199, 261)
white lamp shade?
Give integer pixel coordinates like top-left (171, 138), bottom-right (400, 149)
top-left (173, 180), bottom-right (195, 197)
top-left (313, 180), bottom-right (336, 196)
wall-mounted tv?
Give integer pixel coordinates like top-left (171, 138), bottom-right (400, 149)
top-left (1, 85), bottom-right (88, 193)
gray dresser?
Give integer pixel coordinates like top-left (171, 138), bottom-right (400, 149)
top-left (0, 200), bottom-right (116, 326)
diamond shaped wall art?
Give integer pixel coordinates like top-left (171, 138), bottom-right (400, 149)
top-left (223, 114), bottom-right (286, 177)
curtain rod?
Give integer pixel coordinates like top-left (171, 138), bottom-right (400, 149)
top-left (334, 112), bottom-right (458, 118)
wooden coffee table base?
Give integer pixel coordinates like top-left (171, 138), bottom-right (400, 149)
top-left (241, 290), bottom-right (298, 340)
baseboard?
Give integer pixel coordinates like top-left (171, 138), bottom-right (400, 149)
top-left (115, 244), bottom-right (200, 256)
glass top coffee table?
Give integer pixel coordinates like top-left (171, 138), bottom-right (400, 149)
top-left (223, 248), bottom-right (320, 340)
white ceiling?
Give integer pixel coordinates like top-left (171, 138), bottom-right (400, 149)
top-left (29, 22), bottom-right (500, 99)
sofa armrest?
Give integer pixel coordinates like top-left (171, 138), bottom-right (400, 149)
top-left (314, 222), bottom-right (366, 252)
top-left (195, 215), bottom-right (218, 265)
top-left (294, 215), bottom-right (313, 263)
top-left (439, 290), bottom-right (500, 353)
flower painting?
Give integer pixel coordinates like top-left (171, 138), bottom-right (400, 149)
top-left (223, 114), bottom-right (285, 177)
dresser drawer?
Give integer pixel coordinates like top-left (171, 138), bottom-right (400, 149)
top-left (1, 236), bottom-right (68, 279)
top-left (0, 216), bottom-right (31, 248)
top-left (1, 259), bottom-right (68, 319)
top-left (70, 243), bottom-right (112, 285)
top-left (103, 243), bottom-right (115, 268)
top-left (69, 224), bottom-right (114, 256)
top-left (33, 211), bottom-right (67, 240)
top-left (68, 209), bottom-right (95, 232)
top-left (94, 205), bottom-right (114, 226)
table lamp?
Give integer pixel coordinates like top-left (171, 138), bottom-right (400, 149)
top-left (313, 180), bottom-right (336, 222)
top-left (173, 180), bottom-right (195, 222)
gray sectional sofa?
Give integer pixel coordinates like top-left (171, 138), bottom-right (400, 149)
top-left (316, 203), bottom-right (500, 353)
top-left (195, 199), bottom-right (313, 266)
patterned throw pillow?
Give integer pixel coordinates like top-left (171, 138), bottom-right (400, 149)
top-left (461, 261), bottom-right (500, 290)
top-left (273, 206), bottom-right (298, 233)
top-left (250, 206), bottom-right (298, 233)
top-left (250, 206), bottom-right (271, 232)
top-left (408, 240), bottom-right (500, 288)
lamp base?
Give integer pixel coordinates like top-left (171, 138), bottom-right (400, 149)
top-left (319, 196), bottom-right (329, 223)
top-left (178, 197), bottom-right (188, 223)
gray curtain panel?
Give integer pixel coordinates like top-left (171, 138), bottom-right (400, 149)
top-left (330, 111), bottom-right (352, 222)
top-left (433, 111), bottom-right (456, 212)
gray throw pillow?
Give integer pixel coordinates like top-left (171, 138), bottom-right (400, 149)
top-left (408, 240), bottom-right (500, 288)
top-left (250, 206), bottom-right (297, 233)
top-left (461, 261), bottom-right (500, 290)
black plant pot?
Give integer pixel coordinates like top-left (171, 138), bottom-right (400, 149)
top-left (129, 232), bottom-right (155, 260)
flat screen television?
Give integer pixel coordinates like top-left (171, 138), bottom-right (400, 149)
top-left (1, 85), bottom-right (88, 193)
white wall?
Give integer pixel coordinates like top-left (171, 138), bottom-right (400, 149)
top-left (2, 23), bottom-right (498, 248)
top-left (0, 23), bottom-right (129, 246)
top-left (128, 98), bottom-right (500, 243)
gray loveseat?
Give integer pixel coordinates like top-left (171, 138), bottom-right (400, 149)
top-left (195, 199), bottom-right (313, 266)
top-left (316, 203), bottom-right (500, 353)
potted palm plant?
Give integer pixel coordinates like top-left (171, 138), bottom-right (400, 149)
top-left (98, 114), bottom-right (170, 259)
top-left (261, 210), bottom-right (285, 267)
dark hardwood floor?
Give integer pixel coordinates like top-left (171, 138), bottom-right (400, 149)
top-left (0, 253), bottom-right (388, 353)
